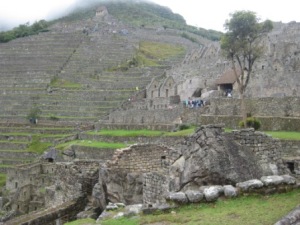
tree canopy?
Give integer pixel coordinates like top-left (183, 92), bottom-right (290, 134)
top-left (220, 10), bottom-right (273, 126)
top-left (0, 20), bottom-right (49, 43)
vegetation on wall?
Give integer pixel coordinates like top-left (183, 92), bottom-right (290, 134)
top-left (50, 77), bottom-right (81, 89)
top-left (107, 41), bottom-right (185, 71)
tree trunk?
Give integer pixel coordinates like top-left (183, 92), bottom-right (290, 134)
top-left (240, 93), bottom-right (247, 128)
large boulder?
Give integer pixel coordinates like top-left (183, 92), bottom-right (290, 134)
top-left (169, 125), bottom-right (264, 192)
top-left (105, 171), bottom-right (143, 205)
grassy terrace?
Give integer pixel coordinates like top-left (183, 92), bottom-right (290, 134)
top-left (0, 173), bottom-right (6, 187)
top-left (87, 128), bottom-right (300, 140)
top-left (64, 189), bottom-right (300, 225)
top-left (264, 131), bottom-right (300, 140)
top-left (56, 140), bottom-right (127, 150)
top-left (87, 128), bottom-right (196, 137)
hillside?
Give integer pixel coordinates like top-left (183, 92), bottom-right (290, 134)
top-left (0, 0), bottom-right (212, 124)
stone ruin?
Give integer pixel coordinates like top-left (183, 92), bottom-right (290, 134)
top-left (93, 125), bottom-right (292, 212)
top-left (1, 124), bottom-right (299, 224)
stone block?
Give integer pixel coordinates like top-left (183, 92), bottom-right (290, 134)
top-left (236, 179), bottom-right (264, 191)
top-left (224, 185), bottom-right (238, 198)
top-left (261, 175), bottom-right (285, 186)
top-left (185, 190), bottom-right (204, 203)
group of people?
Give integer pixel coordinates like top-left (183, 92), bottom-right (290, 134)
top-left (183, 98), bottom-right (205, 108)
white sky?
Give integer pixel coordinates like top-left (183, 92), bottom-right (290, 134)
top-left (0, 0), bottom-right (299, 31)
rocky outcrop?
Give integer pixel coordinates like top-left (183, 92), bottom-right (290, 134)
top-left (169, 125), bottom-right (265, 192)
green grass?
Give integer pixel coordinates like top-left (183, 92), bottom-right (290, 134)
top-left (26, 135), bottom-right (52, 154)
top-left (50, 77), bottom-right (81, 89)
top-left (88, 129), bottom-right (165, 137)
top-left (107, 41), bottom-right (186, 71)
top-left (0, 173), bottom-right (7, 188)
top-left (264, 131), bottom-right (300, 140)
top-left (64, 218), bottom-right (96, 225)
top-left (88, 127), bottom-right (197, 137)
top-left (100, 190), bottom-right (300, 225)
top-left (56, 140), bottom-right (127, 150)
top-left (165, 127), bottom-right (196, 136)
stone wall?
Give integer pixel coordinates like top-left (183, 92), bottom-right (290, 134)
top-left (95, 123), bottom-right (176, 131)
top-left (71, 145), bottom-right (116, 162)
top-left (197, 115), bottom-right (300, 131)
top-left (231, 129), bottom-right (287, 175)
top-left (107, 144), bottom-right (174, 173)
top-left (143, 172), bottom-right (168, 207)
top-left (6, 163), bottom-right (55, 192)
top-left (5, 196), bottom-right (87, 225)
top-left (107, 108), bottom-right (183, 126)
top-left (208, 97), bottom-right (300, 117)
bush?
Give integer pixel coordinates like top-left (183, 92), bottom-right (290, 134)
top-left (239, 117), bottom-right (261, 130)
top-left (179, 124), bottom-right (190, 130)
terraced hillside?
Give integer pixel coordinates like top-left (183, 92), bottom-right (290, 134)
top-left (0, 1), bottom-right (213, 189)
top-left (0, 6), bottom-right (205, 125)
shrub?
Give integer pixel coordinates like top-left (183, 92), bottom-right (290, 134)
top-left (239, 117), bottom-right (261, 130)
top-left (179, 124), bottom-right (190, 130)
top-left (26, 106), bottom-right (41, 123)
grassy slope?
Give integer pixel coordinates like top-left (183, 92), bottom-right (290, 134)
top-left (64, 189), bottom-right (300, 225)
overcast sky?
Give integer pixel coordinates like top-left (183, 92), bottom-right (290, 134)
top-left (0, 0), bottom-right (299, 31)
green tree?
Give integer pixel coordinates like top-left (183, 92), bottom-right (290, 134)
top-left (221, 11), bottom-right (273, 126)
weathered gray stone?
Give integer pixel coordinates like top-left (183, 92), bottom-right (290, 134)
top-left (167, 192), bottom-right (188, 204)
top-left (282, 174), bottom-right (297, 185)
top-left (92, 182), bottom-right (107, 212)
top-left (203, 186), bottom-right (220, 202)
top-left (169, 126), bottom-right (265, 192)
top-left (274, 205), bottom-right (300, 225)
top-left (185, 190), bottom-right (204, 203)
top-left (261, 175), bottom-right (285, 186)
top-left (236, 179), bottom-right (264, 191)
top-left (124, 204), bottom-right (143, 216)
top-left (96, 210), bottom-right (113, 222)
top-left (224, 185), bottom-right (238, 198)
top-left (106, 202), bottom-right (118, 211)
top-left (113, 212), bottom-right (125, 219)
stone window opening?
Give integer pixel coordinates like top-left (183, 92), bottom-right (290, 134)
top-left (15, 182), bottom-right (18, 189)
top-left (286, 162), bottom-right (295, 174)
top-left (262, 65), bottom-right (265, 70)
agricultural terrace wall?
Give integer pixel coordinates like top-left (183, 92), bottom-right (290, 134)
top-left (70, 145), bottom-right (116, 162)
top-left (128, 96), bottom-right (181, 110)
top-left (78, 134), bottom-right (182, 147)
top-left (208, 97), bottom-right (300, 117)
top-left (96, 123), bottom-right (176, 131)
top-left (107, 108), bottom-right (183, 126)
top-left (197, 115), bottom-right (300, 131)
